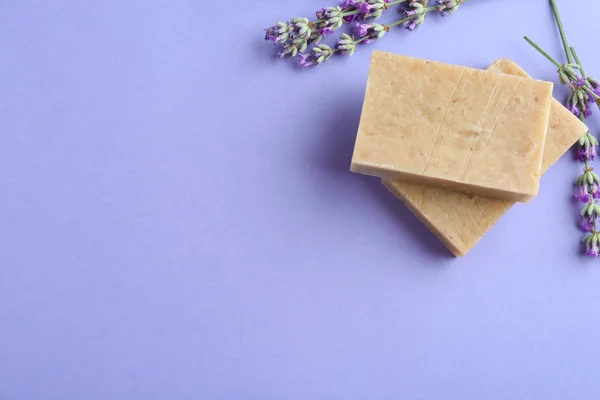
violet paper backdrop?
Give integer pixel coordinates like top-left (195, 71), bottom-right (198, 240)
top-left (1, 0), bottom-right (600, 398)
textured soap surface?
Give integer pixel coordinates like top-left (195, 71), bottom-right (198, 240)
top-left (382, 58), bottom-right (587, 257)
top-left (351, 51), bottom-right (554, 203)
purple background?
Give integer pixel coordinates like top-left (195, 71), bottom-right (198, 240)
top-left (2, 0), bottom-right (600, 398)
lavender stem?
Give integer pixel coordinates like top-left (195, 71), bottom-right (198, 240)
top-left (570, 47), bottom-right (587, 78)
top-left (524, 36), bottom-right (561, 68)
top-left (549, 0), bottom-right (572, 63)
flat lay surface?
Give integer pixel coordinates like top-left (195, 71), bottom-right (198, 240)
top-left (2, 0), bottom-right (600, 398)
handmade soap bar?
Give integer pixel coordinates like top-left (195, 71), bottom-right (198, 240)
top-left (382, 58), bottom-right (587, 256)
top-left (351, 51), bottom-right (554, 203)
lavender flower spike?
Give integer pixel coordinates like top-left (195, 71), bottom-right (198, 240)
top-left (438, 0), bottom-right (463, 16)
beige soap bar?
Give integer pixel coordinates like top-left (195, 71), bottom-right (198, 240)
top-left (382, 58), bottom-right (587, 256)
top-left (351, 51), bottom-right (554, 203)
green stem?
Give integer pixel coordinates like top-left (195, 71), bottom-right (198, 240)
top-left (570, 46), bottom-right (587, 78)
top-left (524, 36), bottom-right (561, 68)
top-left (549, 0), bottom-right (572, 63)
top-left (388, 16), bottom-right (410, 28)
top-left (355, 36), bottom-right (369, 44)
top-left (341, 10), bottom-right (361, 17)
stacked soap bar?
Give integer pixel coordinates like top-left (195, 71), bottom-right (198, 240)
top-left (351, 51), bottom-right (554, 202)
top-left (351, 51), bottom-right (585, 256)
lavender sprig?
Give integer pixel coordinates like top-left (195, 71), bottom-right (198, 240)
top-left (525, 0), bottom-right (600, 257)
top-left (299, 3), bottom-right (450, 68)
top-left (265, 0), bottom-right (470, 68)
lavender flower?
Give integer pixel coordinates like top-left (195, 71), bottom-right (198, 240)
top-left (297, 53), bottom-right (314, 67)
top-left (366, 0), bottom-right (389, 20)
top-left (576, 168), bottom-right (600, 193)
top-left (585, 234), bottom-right (600, 257)
top-left (581, 217), bottom-right (595, 233)
top-left (404, 0), bottom-right (428, 31)
top-left (355, 22), bottom-right (372, 37)
top-left (579, 131), bottom-right (599, 162)
top-left (362, 23), bottom-right (388, 44)
top-left (290, 17), bottom-right (312, 41)
top-left (438, 0), bottom-right (463, 16)
top-left (298, 44), bottom-right (334, 67)
top-left (575, 184), bottom-right (591, 203)
top-left (356, 2), bottom-right (372, 17)
top-left (336, 33), bottom-right (357, 56)
top-left (319, 26), bottom-right (335, 36)
top-left (316, 8), bottom-right (328, 20)
top-left (341, 0), bottom-right (357, 7)
top-left (265, 22), bottom-right (291, 44)
top-left (322, 7), bottom-right (344, 30)
top-left (278, 43), bottom-right (302, 59)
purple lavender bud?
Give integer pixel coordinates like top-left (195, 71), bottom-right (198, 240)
top-left (588, 87), bottom-right (600, 103)
top-left (581, 218), bottom-right (594, 233)
top-left (584, 105), bottom-right (593, 118)
top-left (579, 143), bottom-right (597, 162)
top-left (355, 22), bottom-right (372, 37)
top-left (568, 103), bottom-right (579, 116)
top-left (319, 27), bottom-right (335, 36)
top-left (316, 8), bottom-right (328, 19)
top-left (357, 2), bottom-right (372, 14)
top-left (576, 185), bottom-right (591, 203)
top-left (586, 243), bottom-right (599, 258)
top-left (405, 21), bottom-right (417, 31)
top-left (341, 0), bottom-right (357, 7)
top-left (298, 53), bottom-right (314, 67)
top-left (576, 77), bottom-right (586, 87)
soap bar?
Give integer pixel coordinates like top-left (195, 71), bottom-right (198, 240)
top-left (351, 51), bottom-right (554, 203)
top-left (382, 58), bottom-right (587, 256)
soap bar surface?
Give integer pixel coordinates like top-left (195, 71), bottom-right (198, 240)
top-left (382, 58), bottom-right (587, 256)
top-left (351, 51), bottom-right (554, 203)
